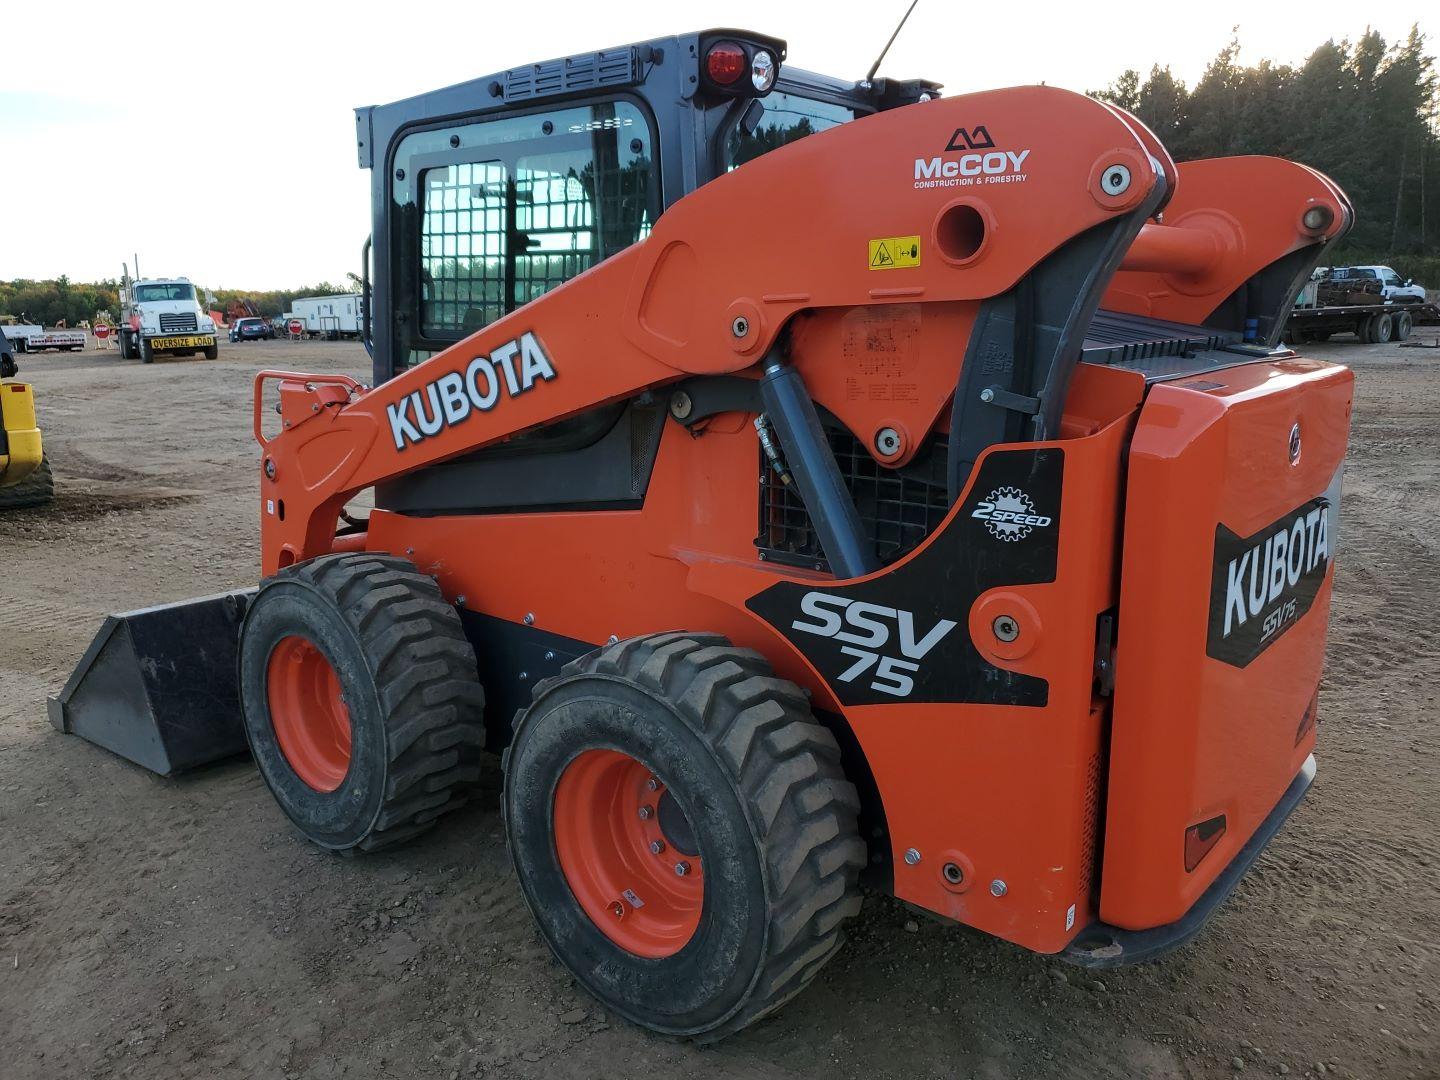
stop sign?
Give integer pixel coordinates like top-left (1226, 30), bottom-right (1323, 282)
top-left (94, 324), bottom-right (111, 340)
top-left (288, 319), bottom-right (303, 337)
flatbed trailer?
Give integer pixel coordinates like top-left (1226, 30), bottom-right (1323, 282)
top-left (1286, 300), bottom-right (1439, 344)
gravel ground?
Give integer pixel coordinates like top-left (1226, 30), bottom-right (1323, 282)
top-left (0, 334), bottom-right (1436, 1079)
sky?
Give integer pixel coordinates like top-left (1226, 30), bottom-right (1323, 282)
top-left (0, 1), bottom-right (1431, 290)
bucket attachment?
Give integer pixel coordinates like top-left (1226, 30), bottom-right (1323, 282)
top-left (48, 589), bottom-right (255, 776)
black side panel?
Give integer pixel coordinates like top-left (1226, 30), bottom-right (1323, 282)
top-left (1204, 246), bottom-right (1331, 348)
top-left (948, 198), bottom-right (1163, 503)
top-left (377, 400), bottom-right (665, 515)
top-left (457, 610), bottom-right (594, 750)
top-left (748, 447), bottom-right (1062, 708)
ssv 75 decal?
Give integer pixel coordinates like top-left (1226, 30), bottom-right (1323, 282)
top-left (748, 447), bottom-right (1063, 707)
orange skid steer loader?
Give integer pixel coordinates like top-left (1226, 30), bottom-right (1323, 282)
top-left (53, 30), bottom-right (1353, 1038)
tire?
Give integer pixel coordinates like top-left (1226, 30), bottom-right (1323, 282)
top-left (1312, 331), bottom-right (1332, 342)
top-left (140, 337), bottom-right (154, 364)
top-left (0, 455), bottom-right (54, 509)
top-left (1371, 312), bottom-right (1394, 344)
top-left (1394, 311), bottom-right (1413, 341)
top-left (204, 343), bottom-right (219, 359)
top-left (504, 632), bottom-right (865, 1041)
top-left (118, 331), bottom-right (132, 360)
top-left (238, 552), bottom-right (486, 853)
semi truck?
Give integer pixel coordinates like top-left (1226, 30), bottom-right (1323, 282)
top-left (117, 276), bottom-right (220, 362)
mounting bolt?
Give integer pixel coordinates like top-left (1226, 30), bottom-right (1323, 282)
top-left (731, 315), bottom-right (750, 338)
top-left (650, 839), bottom-right (666, 855)
top-left (669, 390), bottom-right (693, 420)
top-left (610, 900), bottom-right (625, 918)
top-left (523, 612), bottom-right (535, 625)
top-left (990, 879), bottom-right (1008, 897)
top-left (979, 387), bottom-right (996, 403)
top-left (674, 861), bottom-right (691, 876)
top-left (607, 634), bottom-right (619, 644)
top-left (455, 595), bottom-right (467, 606)
top-left (874, 427), bottom-right (902, 456)
top-left (1101, 163), bottom-right (1132, 196)
top-left (518, 671), bottom-right (528, 681)
top-left (992, 615), bottom-right (1020, 643)
top-left (543, 650), bottom-right (556, 662)
top-left (263, 458), bottom-right (276, 480)
top-left (638, 805), bottom-right (654, 820)
top-left (904, 847), bottom-right (922, 866)
top-left (942, 862), bottom-right (965, 885)
top-left (646, 777), bottom-right (659, 791)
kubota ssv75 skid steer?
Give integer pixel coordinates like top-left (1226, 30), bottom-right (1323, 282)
top-left (53, 29), bottom-right (1354, 1039)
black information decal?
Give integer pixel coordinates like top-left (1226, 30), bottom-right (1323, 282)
top-left (747, 448), bottom-right (1063, 707)
top-left (1207, 496), bottom-right (1331, 668)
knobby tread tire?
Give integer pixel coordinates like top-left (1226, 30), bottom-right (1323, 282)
top-left (507, 631), bottom-right (865, 1041)
top-left (0, 455), bottom-right (54, 509)
top-left (246, 553), bottom-right (485, 853)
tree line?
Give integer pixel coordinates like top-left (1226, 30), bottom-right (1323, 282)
top-left (0, 278), bottom-right (357, 327)
top-left (1093, 26), bottom-right (1438, 284)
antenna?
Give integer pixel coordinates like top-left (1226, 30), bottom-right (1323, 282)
top-left (865, 0), bottom-right (921, 83)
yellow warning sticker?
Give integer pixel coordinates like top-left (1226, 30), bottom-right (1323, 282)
top-left (868, 235), bottom-right (921, 270)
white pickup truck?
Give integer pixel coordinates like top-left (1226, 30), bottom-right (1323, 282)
top-left (0, 321), bottom-right (87, 352)
top-left (118, 278), bottom-right (219, 362)
top-left (1325, 265), bottom-right (1427, 304)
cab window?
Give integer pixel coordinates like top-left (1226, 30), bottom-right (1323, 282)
top-left (723, 92), bottom-right (858, 170)
top-left (392, 99), bottom-right (656, 366)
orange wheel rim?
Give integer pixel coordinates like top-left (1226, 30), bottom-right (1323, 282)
top-left (266, 635), bottom-right (353, 792)
top-left (553, 749), bottom-right (704, 958)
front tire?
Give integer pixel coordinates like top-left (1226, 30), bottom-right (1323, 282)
top-left (140, 337), bottom-right (154, 363)
top-left (238, 553), bottom-right (486, 853)
top-left (204, 343), bottom-right (219, 359)
top-left (0, 455), bottom-right (54, 508)
top-left (504, 633), bottom-right (865, 1041)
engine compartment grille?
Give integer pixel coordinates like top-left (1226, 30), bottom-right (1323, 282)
top-left (159, 313), bottom-right (198, 333)
top-left (756, 424), bottom-right (951, 570)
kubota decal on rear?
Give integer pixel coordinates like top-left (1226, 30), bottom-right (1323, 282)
top-left (387, 330), bottom-right (556, 450)
top-left (1207, 496), bottom-right (1333, 667)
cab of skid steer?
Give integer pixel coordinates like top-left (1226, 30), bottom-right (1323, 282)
top-left (354, 30), bottom-right (938, 383)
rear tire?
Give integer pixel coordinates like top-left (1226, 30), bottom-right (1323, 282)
top-left (0, 455), bottom-right (54, 508)
top-left (238, 553), bottom-right (486, 853)
top-left (504, 632), bottom-right (865, 1041)
top-left (1371, 312), bottom-right (1394, 343)
top-left (1394, 311), bottom-right (1413, 341)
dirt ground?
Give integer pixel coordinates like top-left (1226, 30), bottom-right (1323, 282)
top-left (1, 334), bottom-right (1436, 1080)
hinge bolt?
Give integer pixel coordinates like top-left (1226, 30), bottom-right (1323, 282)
top-left (731, 316), bottom-right (750, 338)
top-left (904, 848), bottom-right (921, 866)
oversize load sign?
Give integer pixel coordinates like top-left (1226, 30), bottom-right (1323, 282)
top-left (1207, 496), bottom-right (1332, 668)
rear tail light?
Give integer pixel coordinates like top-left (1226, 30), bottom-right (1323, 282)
top-left (706, 42), bottom-right (746, 86)
top-left (1184, 814), bottom-right (1227, 873)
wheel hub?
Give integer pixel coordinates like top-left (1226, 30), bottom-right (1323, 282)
top-left (266, 635), bottom-right (353, 792)
top-left (553, 749), bottom-right (704, 958)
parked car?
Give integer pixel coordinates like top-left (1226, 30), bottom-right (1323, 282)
top-left (1323, 265), bottom-right (1426, 304)
top-left (229, 317), bottom-right (275, 343)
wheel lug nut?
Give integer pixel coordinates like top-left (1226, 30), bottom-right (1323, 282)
top-left (674, 861), bottom-right (690, 877)
top-left (637, 805), bottom-right (653, 820)
top-left (650, 839), bottom-right (666, 855)
top-left (646, 777), bottom-right (659, 791)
